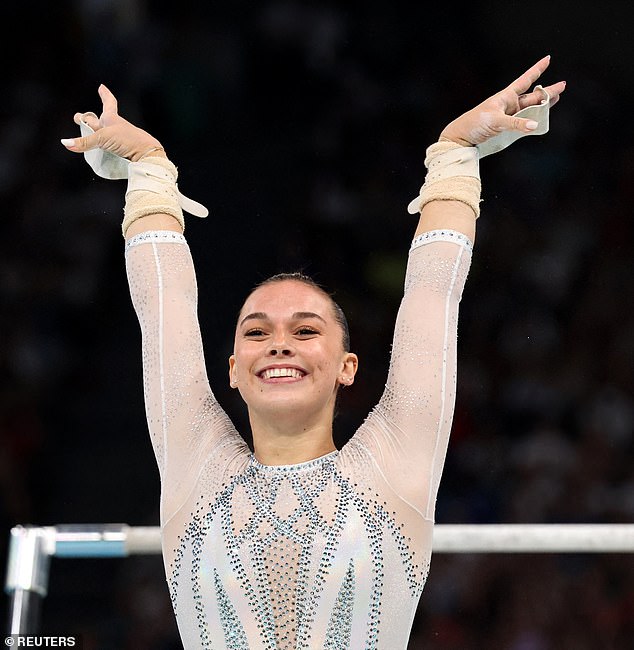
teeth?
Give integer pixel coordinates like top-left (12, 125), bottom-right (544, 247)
top-left (262, 368), bottom-right (304, 379)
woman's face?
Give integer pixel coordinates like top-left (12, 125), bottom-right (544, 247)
top-left (229, 280), bottom-right (358, 421)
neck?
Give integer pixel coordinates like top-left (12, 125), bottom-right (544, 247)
top-left (249, 410), bottom-right (336, 466)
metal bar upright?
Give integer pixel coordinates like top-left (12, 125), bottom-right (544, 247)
top-left (5, 526), bottom-right (55, 634)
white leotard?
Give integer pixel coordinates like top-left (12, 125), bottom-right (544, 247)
top-left (125, 228), bottom-right (472, 649)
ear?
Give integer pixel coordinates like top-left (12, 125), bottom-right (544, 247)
top-left (228, 354), bottom-right (238, 388)
top-left (338, 352), bottom-right (359, 386)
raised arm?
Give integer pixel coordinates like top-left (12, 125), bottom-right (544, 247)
top-left (414, 54), bottom-right (565, 242)
top-left (346, 56), bottom-right (565, 520)
top-left (62, 89), bottom-right (245, 524)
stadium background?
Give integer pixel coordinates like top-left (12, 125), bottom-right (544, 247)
top-left (1, 1), bottom-right (633, 648)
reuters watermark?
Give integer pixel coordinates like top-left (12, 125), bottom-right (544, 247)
top-left (4, 637), bottom-right (82, 648)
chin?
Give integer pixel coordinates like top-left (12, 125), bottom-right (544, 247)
top-left (245, 388), bottom-right (336, 419)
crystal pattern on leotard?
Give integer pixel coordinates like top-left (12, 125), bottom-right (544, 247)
top-left (125, 229), bottom-right (473, 649)
top-left (126, 229), bottom-right (187, 250)
top-left (214, 568), bottom-right (249, 649)
top-left (410, 228), bottom-right (473, 253)
top-left (324, 559), bottom-right (355, 648)
top-left (168, 451), bottom-right (431, 649)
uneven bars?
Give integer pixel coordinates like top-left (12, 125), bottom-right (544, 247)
top-left (8, 523), bottom-right (634, 561)
top-left (6, 523), bottom-right (634, 633)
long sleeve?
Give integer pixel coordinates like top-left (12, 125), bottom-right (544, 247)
top-left (343, 229), bottom-right (472, 522)
top-left (125, 231), bottom-right (247, 525)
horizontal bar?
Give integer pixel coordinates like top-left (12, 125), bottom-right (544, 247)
top-left (432, 524), bottom-right (634, 553)
top-left (55, 524), bottom-right (128, 557)
top-left (115, 523), bottom-right (634, 554)
top-left (10, 524), bottom-right (634, 566)
top-left (125, 526), bottom-right (162, 554)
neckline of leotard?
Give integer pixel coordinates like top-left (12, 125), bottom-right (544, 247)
top-left (250, 450), bottom-right (339, 472)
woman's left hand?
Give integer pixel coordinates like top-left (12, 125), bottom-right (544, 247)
top-left (439, 55), bottom-right (566, 147)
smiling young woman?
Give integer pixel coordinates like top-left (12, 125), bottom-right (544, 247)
top-left (62, 56), bottom-right (564, 650)
top-left (229, 275), bottom-right (359, 465)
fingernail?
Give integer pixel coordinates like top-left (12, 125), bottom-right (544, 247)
top-left (61, 138), bottom-right (75, 147)
top-left (526, 120), bottom-right (539, 131)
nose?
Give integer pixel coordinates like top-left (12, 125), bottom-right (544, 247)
top-left (268, 332), bottom-right (294, 357)
top-left (268, 344), bottom-right (293, 357)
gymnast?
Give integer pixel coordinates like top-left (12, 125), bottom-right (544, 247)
top-left (62, 56), bottom-right (565, 649)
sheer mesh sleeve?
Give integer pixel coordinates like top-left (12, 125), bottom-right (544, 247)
top-left (125, 231), bottom-right (247, 525)
top-left (343, 229), bottom-right (473, 522)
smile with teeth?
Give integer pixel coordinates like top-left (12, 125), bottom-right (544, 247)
top-left (260, 367), bottom-right (305, 380)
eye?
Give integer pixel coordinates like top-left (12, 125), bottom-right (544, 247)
top-left (295, 327), bottom-right (319, 337)
top-left (244, 328), bottom-right (266, 337)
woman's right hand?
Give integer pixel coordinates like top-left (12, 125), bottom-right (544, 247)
top-left (61, 84), bottom-right (165, 162)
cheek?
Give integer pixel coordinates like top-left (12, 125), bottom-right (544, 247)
top-left (233, 347), bottom-right (256, 378)
top-left (315, 348), bottom-right (343, 379)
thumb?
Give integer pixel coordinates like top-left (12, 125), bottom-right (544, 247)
top-left (60, 132), bottom-right (101, 153)
top-left (496, 114), bottom-right (539, 134)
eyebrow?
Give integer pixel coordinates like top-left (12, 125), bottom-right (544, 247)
top-left (239, 311), bottom-right (327, 327)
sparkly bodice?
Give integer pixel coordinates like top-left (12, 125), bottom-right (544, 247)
top-left (125, 229), bottom-right (472, 649)
top-left (165, 448), bottom-right (432, 649)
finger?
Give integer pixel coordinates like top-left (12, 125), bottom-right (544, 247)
top-left (542, 80), bottom-right (566, 108)
top-left (517, 89), bottom-right (548, 110)
top-left (60, 132), bottom-right (102, 153)
top-left (98, 83), bottom-right (118, 115)
top-left (73, 111), bottom-right (101, 130)
top-left (518, 80), bottom-right (566, 110)
top-left (508, 55), bottom-right (551, 95)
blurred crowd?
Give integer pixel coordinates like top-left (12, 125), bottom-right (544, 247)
top-left (1, 1), bottom-right (633, 648)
